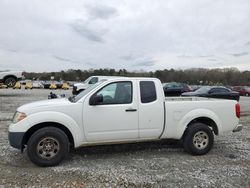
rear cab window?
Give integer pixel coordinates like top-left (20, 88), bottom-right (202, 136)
top-left (140, 81), bottom-right (157, 103)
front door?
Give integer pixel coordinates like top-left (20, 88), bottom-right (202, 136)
top-left (83, 81), bottom-right (139, 142)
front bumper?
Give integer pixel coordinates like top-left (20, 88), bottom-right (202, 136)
top-left (233, 124), bottom-right (243, 132)
top-left (8, 132), bottom-right (25, 150)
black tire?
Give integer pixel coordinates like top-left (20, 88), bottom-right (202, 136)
top-left (183, 123), bottom-right (214, 155)
top-left (27, 127), bottom-right (69, 167)
top-left (4, 76), bottom-right (17, 87)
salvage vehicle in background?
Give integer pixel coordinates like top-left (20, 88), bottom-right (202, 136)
top-left (163, 82), bottom-right (192, 96)
top-left (182, 86), bottom-right (240, 101)
top-left (73, 76), bottom-right (121, 95)
top-left (232, 86), bottom-right (250, 96)
top-left (9, 77), bottom-right (242, 166)
top-left (0, 70), bottom-right (24, 87)
top-left (32, 81), bottom-right (44, 89)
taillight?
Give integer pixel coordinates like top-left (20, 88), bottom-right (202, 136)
top-left (235, 103), bottom-right (240, 118)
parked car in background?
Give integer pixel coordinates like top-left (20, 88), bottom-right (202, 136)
top-left (73, 76), bottom-right (122, 95)
top-left (32, 81), bottom-right (44, 89)
top-left (163, 82), bottom-right (192, 96)
top-left (182, 86), bottom-right (240, 101)
top-left (232, 86), bottom-right (250, 96)
top-left (55, 81), bottom-right (63, 89)
top-left (0, 70), bottom-right (24, 87)
top-left (43, 81), bottom-right (51, 89)
top-left (189, 85), bottom-right (201, 92)
top-left (43, 81), bottom-right (62, 89)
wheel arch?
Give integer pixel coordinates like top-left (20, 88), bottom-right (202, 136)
top-left (3, 75), bottom-right (17, 82)
top-left (186, 117), bottom-right (218, 135)
top-left (178, 109), bottom-right (222, 140)
top-left (22, 122), bottom-right (75, 148)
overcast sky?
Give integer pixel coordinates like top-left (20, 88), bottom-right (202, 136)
top-left (0, 0), bottom-right (249, 72)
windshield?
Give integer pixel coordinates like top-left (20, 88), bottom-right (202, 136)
top-left (83, 77), bottom-right (92, 83)
top-left (70, 81), bottom-right (104, 102)
top-left (195, 86), bottom-right (211, 94)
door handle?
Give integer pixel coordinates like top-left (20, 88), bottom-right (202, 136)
top-left (125, 108), bottom-right (137, 112)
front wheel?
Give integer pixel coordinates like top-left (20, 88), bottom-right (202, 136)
top-left (27, 127), bottom-right (69, 167)
top-left (183, 123), bottom-right (214, 155)
top-left (4, 76), bottom-right (17, 87)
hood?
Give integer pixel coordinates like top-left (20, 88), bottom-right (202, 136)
top-left (17, 98), bottom-right (70, 113)
top-left (74, 83), bottom-right (88, 89)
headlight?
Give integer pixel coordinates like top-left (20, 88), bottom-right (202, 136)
top-left (12, 111), bottom-right (27, 124)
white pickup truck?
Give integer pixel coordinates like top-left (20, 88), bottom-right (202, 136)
top-left (9, 77), bottom-right (242, 166)
top-left (0, 70), bottom-right (24, 87)
top-left (72, 76), bottom-right (121, 95)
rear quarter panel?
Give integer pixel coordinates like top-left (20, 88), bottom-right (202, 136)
top-left (161, 99), bottom-right (239, 139)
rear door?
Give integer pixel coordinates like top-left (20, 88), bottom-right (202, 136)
top-left (138, 80), bottom-right (165, 139)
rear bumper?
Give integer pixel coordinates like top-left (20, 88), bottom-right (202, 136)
top-left (8, 132), bottom-right (25, 150)
top-left (233, 124), bottom-right (243, 132)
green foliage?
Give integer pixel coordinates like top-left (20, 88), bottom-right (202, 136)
top-left (24, 68), bottom-right (250, 86)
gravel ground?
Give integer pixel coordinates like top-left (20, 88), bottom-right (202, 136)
top-left (0, 89), bottom-right (250, 187)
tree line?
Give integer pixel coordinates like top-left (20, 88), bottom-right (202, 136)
top-left (24, 67), bottom-right (250, 86)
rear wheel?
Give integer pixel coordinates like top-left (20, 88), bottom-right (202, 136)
top-left (27, 127), bottom-right (69, 167)
top-left (183, 123), bottom-right (214, 155)
top-left (4, 76), bottom-right (17, 87)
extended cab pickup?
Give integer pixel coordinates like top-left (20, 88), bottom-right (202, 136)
top-left (9, 77), bottom-right (242, 166)
top-left (0, 70), bottom-right (24, 87)
top-left (73, 76), bottom-right (112, 95)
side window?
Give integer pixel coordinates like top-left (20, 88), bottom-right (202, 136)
top-left (210, 88), bottom-right (228, 93)
top-left (140, 81), bottom-right (157, 103)
top-left (219, 88), bottom-right (229, 93)
top-left (94, 82), bottom-right (132, 105)
top-left (89, 77), bottom-right (98, 84)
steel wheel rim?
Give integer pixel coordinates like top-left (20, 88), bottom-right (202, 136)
top-left (193, 131), bottom-right (209, 150)
top-left (37, 137), bottom-right (60, 159)
top-left (6, 78), bottom-right (16, 87)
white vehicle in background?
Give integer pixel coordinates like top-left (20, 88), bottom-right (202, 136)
top-left (0, 70), bottom-right (24, 87)
top-left (32, 81), bottom-right (44, 89)
top-left (72, 76), bottom-right (119, 95)
top-left (9, 77), bottom-right (242, 166)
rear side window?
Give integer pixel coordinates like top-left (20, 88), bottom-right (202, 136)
top-left (210, 88), bottom-right (229, 93)
top-left (140, 81), bottom-right (157, 103)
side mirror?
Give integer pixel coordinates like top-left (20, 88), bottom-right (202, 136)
top-left (89, 95), bottom-right (103, 105)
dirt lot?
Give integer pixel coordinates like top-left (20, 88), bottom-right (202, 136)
top-left (0, 89), bottom-right (249, 187)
